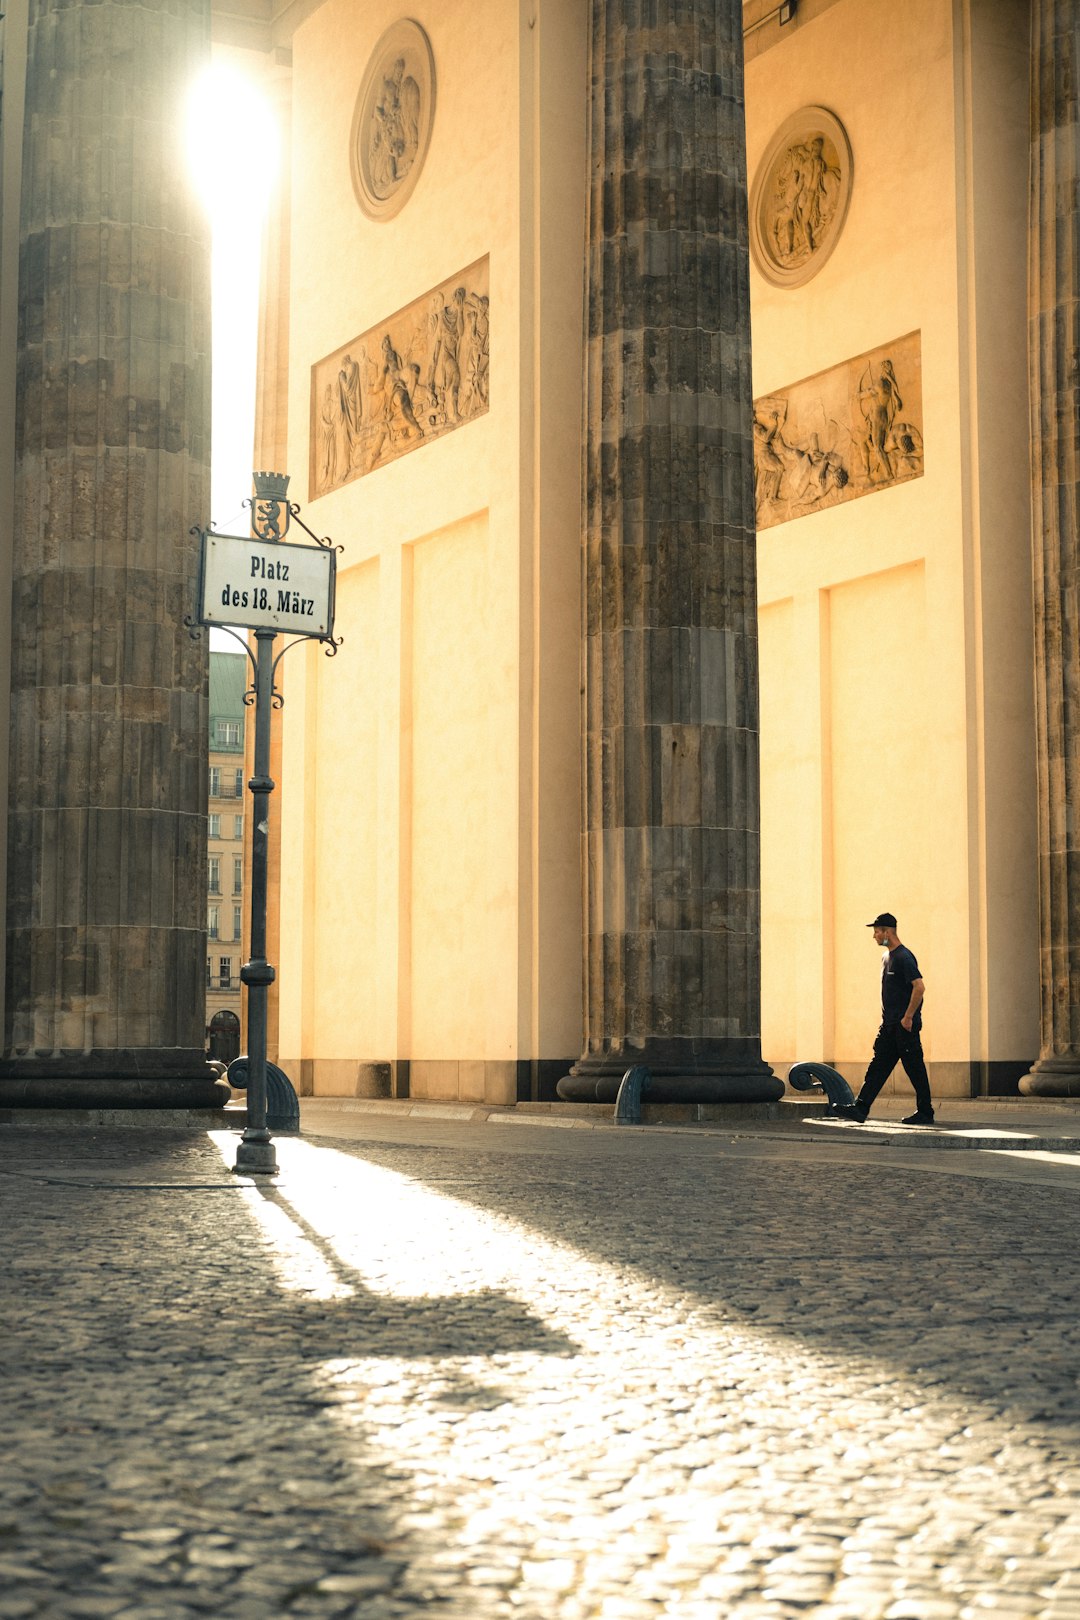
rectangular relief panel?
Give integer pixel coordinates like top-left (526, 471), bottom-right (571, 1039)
top-left (755, 331), bottom-right (923, 531)
top-left (310, 256), bottom-right (490, 498)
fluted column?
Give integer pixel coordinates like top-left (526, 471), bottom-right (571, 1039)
top-left (1, 0), bottom-right (221, 1104)
top-left (1021, 0), bottom-right (1080, 1098)
top-left (559, 0), bottom-right (780, 1104)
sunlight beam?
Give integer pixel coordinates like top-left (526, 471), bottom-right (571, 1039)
top-left (185, 60), bottom-right (280, 535)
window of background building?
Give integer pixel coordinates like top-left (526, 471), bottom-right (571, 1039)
top-left (233, 905), bottom-right (242, 938)
top-left (209, 766), bottom-right (221, 798)
top-left (208, 856), bottom-right (220, 894)
top-left (208, 813), bottom-right (220, 838)
top-left (233, 856), bottom-right (243, 894)
top-left (234, 768), bottom-right (244, 797)
top-left (206, 956), bottom-right (211, 986)
top-left (208, 905), bottom-right (219, 939)
top-left (220, 957), bottom-right (232, 988)
top-left (217, 721), bottom-right (241, 747)
top-left (234, 814), bottom-right (243, 839)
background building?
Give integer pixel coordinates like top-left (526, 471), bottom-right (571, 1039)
top-left (206, 651), bottom-right (247, 1065)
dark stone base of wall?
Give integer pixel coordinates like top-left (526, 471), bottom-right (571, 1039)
top-left (0, 1106), bottom-right (240, 1128)
top-left (0, 1068), bottom-right (230, 1109)
top-left (280, 1058), bottom-right (574, 1104)
top-left (0, 1047), bottom-right (214, 1079)
top-left (971, 1060), bottom-right (1037, 1096)
top-left (523, 1060), bottom-right (576, 1102)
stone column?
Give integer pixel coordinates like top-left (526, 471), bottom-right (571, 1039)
top-left (1, 0), bottom-right (222, 1105)
top-left (559, 0), bottom-right (780, 1104)
top-left (1021, 0), bottom-right (1080, 1098)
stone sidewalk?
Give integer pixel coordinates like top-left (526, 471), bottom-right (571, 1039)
top-left (2, 1113), bottom-right (1080, 1618)
top-left (296, 1094), bottom-right (1080, 1154)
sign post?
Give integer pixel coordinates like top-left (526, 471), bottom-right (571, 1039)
top-left (188, 471), bottom-right (341, 1175)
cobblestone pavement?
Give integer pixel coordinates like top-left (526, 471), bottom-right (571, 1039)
top-left (2, 1118), bottom-right (1080, 1619)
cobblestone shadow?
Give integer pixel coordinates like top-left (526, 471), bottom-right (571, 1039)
top-left (339, 1127), bottom-right (1080, 1436)
top-left (0, 1128), bottom-right (575, 1619)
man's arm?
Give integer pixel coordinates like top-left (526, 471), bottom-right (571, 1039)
top-left (901, 978), bottom-right (925, 1031)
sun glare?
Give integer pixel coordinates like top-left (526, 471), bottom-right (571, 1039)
top-left (186, 60), bottom-right (279, 226)
top-left (186, 61), bottom-right (281, 539)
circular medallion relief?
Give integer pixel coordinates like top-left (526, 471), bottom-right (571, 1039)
top-left (350, 18), bottom-right (436, 221)
top-left (750, 106), bottom-right (853, 289)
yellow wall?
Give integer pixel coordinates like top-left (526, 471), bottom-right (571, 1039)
top-left (751, 0), bottom-right (1037, 1093)
top-left (274, 0), bottom-right (586, 1100)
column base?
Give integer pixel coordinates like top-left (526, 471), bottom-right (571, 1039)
top-left (1019, 1057), bottom-right (1080, 1098)
top-left (557, 1048), bottom-right (782, 1105)
top-left (0, 1052), bottom-right (229, 1109)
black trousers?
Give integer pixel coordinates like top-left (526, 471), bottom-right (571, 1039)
top-left (857, 1021), bottom-right (933, 1114)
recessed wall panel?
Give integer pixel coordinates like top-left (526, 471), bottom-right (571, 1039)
top-left (828, 563), bottom-right (929, 1059)
top-left (759, 597), bottom-right (797, 1061)
top-left (409, 513), bottom-right (494, 1058)
top-left (312, 559), bottom-right (380, 1076)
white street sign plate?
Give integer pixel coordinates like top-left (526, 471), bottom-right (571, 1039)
top-left (197, 532), bottom-right (335, 638)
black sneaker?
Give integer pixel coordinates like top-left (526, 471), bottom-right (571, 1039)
top-left (837, 1103), bottom-right (868, 1123)
top-left (901, 1111), bottom-right (935, 1126)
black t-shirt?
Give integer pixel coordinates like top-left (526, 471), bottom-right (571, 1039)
top-left (881, 945), bottom-right (923, 1027)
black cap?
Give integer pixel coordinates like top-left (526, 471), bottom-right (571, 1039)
top-left (867, 912), bottom-right (897, 929)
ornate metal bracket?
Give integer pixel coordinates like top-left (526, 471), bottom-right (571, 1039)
top-left (243, 480), bottom-right (342, 556)
top-left (227, 1055), bottom-right (301, 1135)
top-left (614, 1065), bottom-right (651, 1126)
top-left (786, 1061), bottom-right (855, 1113)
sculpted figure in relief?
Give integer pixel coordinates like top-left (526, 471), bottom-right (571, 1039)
top-left (338, 353), bottom-right (361, 458)
top-left (769, 133), bottom-right (842, 269)
top-left (753, 413), bottom-right (787, 507)
top-left (319, 383), bottom-right (338, 491)
top-left (891, 420), bottom-right (924, 478)
top-left (433, 286), bottom-right (467, 423)
top-left (754, 399), bottom-right (850, 516)
top-left (368, 57), bottom-right (421, 199)
top-left (857, 357), bottom-right (903, 482)
top-left (472, 295), bottom-right (490, 408)
top-left (380, 334), bottom-right (425, 444)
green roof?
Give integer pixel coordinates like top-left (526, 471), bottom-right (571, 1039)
top-left (209, 651), bottom-right (248, 724)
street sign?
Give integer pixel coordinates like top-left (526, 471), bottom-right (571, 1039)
top-left (197, 531), bottom-right (336, 639)
top-left (185, 472), bottom-right (342, 1179)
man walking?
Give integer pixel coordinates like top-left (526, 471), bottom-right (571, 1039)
top-left (841, 912), bottom-right (935, 1125)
